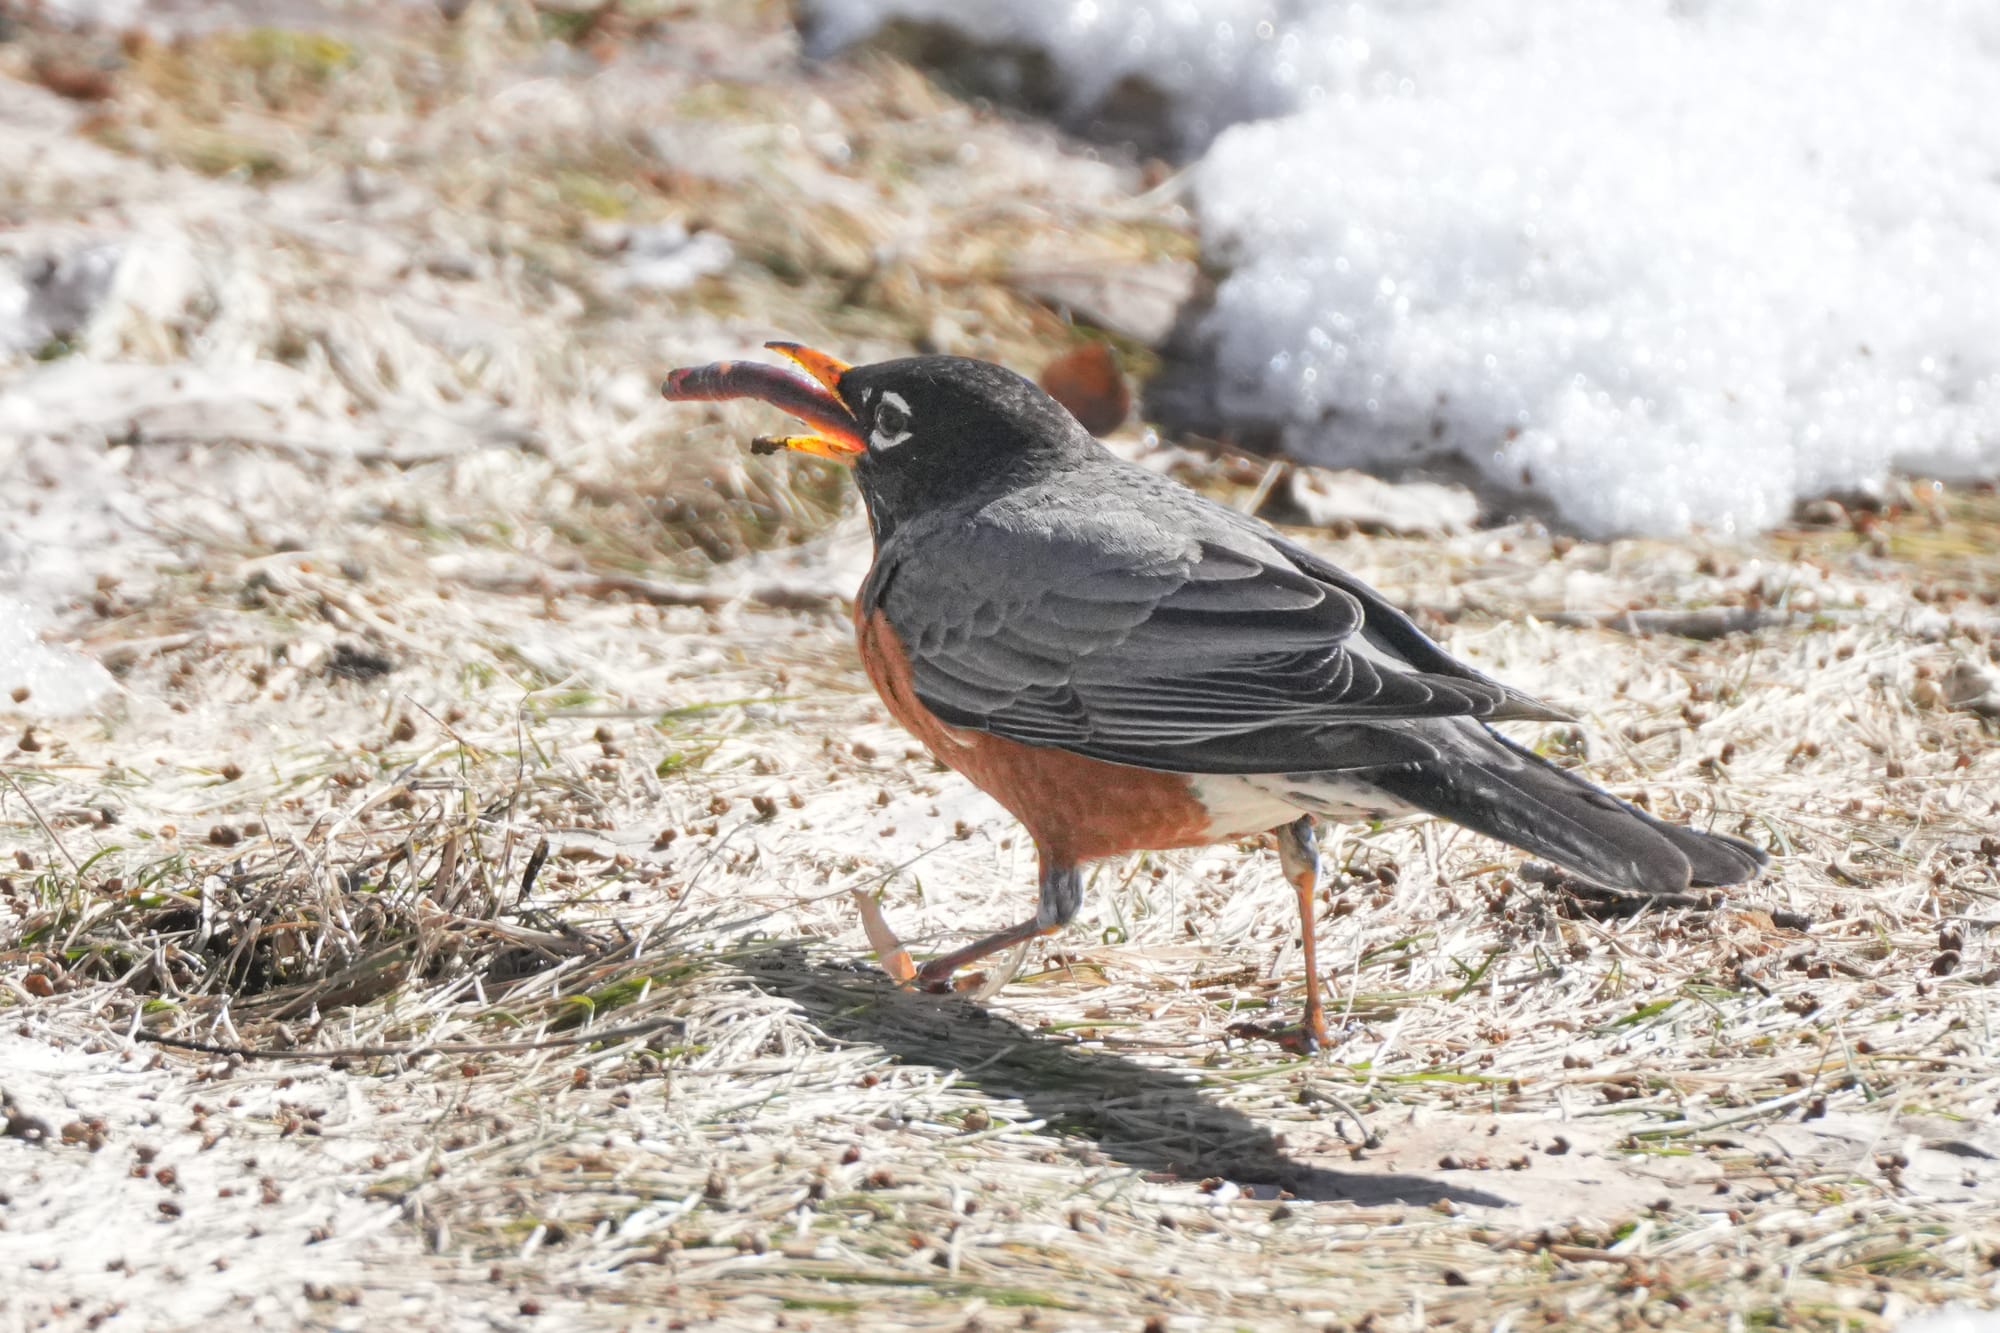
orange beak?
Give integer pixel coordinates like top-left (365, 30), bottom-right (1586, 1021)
top-left (661, 342), bottom-right (864, 462)
top-left (765, 342), bottom-right (850, 395)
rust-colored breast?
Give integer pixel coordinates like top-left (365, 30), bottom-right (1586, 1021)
top-left (856, 606), bottom-right (1215, 865)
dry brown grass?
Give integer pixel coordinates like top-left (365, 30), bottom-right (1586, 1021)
top-left (4, 4), bottom-right (1999, 1330)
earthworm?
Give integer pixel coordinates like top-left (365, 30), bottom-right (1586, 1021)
top-left (662, 360), bottom-right (860, 439)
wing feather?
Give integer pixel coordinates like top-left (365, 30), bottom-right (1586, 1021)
top-left (863, 484), bottom-right (1566, 774)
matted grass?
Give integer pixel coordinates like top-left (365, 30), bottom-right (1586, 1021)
top-left (3, 4), bottom-right (1998, 1330)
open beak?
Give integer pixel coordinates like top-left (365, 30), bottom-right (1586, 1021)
top-left (660, 342), bottom-right (864, 463)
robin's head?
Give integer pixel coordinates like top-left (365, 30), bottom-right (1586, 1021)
top-left (662, 344), bottom-right (1095, 536)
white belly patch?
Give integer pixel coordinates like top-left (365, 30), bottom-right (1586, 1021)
top-left (1188, 772), bottom-right (1421, 838)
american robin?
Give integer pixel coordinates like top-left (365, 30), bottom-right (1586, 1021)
top-left (663, 344), bottom-right (1766, 1049)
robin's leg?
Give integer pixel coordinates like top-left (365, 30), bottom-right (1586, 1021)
top-left (912, 854), bottom-right (1081, 990)
top-left (1273, 815), bottom-right (1334, 1053)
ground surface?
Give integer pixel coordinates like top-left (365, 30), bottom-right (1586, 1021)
top-left (3, 4), bottom-right (1999, 1331)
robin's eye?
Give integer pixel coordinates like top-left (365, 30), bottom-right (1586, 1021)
top-left (870, 392), bottom-right (914, 452)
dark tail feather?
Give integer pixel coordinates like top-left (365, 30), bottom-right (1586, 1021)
top-left (1365, 725), bottom-right (1766, 893)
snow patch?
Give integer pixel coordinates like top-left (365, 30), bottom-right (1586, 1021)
top-left (0, 597), bottom-right (115, 719)
top-left (809, 0), bottom-right (2000, 535)
top-left (0, 230), bottom-right (199, 358)
top-left (1895, 1310), bottom-right (2000, 1333)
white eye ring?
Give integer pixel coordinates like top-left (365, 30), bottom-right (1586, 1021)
top-left (870, 391), bottom-right (914, 451)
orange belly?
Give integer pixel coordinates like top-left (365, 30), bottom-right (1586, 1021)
top-left (856, 607), bottom-right (1215, 865)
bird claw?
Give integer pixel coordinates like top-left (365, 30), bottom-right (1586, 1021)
top-left (907, 969), bottom-right (988, 995)
top-left (1228, 1017), bottom-right (1335, 1056)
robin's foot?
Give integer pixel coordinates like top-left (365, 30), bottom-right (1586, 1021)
top-left (908, 920), bottom-right (1054, 990)
top-left (1228, 1012), bottom-right (1336, 1055)
top-left (904, 967), bottom-right (990, 995)
top-left (913, 941), bottom-right (1035, 1000)
top-left (912, 957), bottom-right (1010, 994)
top-left (908, 958), bottom-right (972, 993)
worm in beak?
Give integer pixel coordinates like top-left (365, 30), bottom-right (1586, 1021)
top-left (661, 343), bottom-right (863, 462)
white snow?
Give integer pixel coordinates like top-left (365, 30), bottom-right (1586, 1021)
top-left (802, 0), bottom-right (1313, 150)
top-left (1895, 1310), bottom-right (2000, 1333)
top-left (595, 221), bottom-right (737, 294)
top-left (807, 0), bottom-right (2000, 535)
top-left (1, 218), bottom-right (208, 718)
top-left (29, 0), bottom-right (144, 28)
top-left (0, 597), bottom-right (116, 720)
top-left (0, 230), bottom-right (199, 359)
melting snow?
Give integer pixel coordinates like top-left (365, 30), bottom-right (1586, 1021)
top-left (808, 0), bottom-right (2000, 534)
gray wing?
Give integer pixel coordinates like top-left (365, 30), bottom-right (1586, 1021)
top-left (863, 487), bottom-right (1568, 776)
